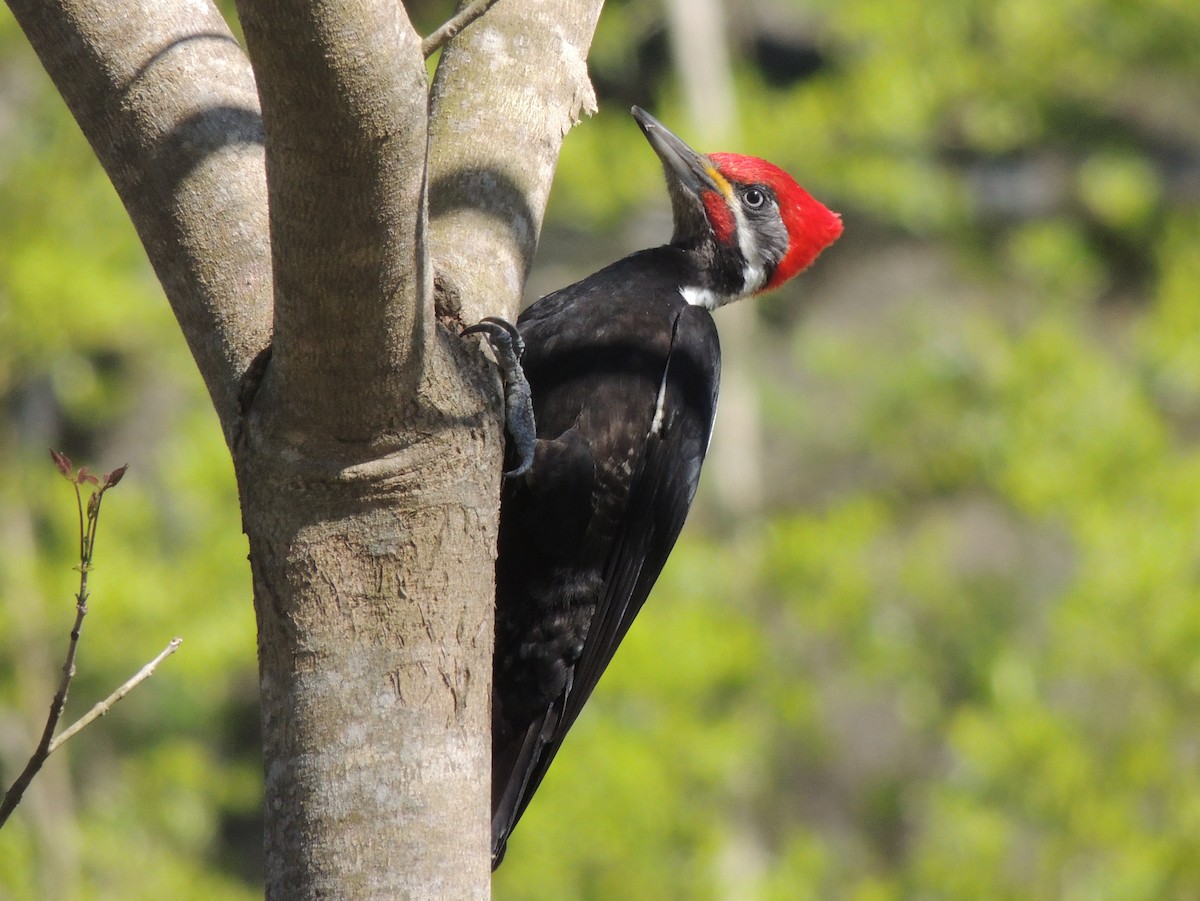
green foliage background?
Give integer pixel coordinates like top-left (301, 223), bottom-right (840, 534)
top-left (2, 1), bottom-right (1199, 898)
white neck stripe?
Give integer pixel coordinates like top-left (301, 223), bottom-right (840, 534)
top-left (680, 286), bottom-right (722, 309)
top-left (729, 198), bottom-right (766, 294)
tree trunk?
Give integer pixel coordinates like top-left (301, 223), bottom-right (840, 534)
top-left (4, 0), bottom-right (603, 895)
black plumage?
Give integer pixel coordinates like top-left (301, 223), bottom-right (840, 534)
top-left (491, 250), bottom-right (720, 865)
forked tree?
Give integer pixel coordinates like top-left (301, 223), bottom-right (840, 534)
top-left (4, 0), bottom-right (604, 895)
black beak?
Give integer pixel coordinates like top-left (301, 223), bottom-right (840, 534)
top-left (631, 106), bottom-right (722, 196)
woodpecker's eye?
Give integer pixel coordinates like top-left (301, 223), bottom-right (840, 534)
top-left (743, 187), bottom-right (767, 209)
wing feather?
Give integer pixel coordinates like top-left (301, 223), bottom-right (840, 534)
top-left (561, 305), bottom-right (720, 732)
top-left (492, 306), bottom-right (720, 860)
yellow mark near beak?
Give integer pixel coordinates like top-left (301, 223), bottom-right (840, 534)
top-left (705, 164), bottom-right (733, 198)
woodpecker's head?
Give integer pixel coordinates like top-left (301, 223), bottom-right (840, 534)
top-left (632, 106), bottom-right (842, 309)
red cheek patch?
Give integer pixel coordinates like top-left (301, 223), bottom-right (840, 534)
top-left (701, 191), bottom-right (735, 246)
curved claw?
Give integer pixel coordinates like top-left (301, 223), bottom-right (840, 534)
top-left (461, 317), bottom-right (525, 357)
top-left (462, 317), bottom-right (537, 478)
top-left (484, 316), bottom-right (526, 358)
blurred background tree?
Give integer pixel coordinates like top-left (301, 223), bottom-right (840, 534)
top-left (2, 0), bottom-right (1199, 898)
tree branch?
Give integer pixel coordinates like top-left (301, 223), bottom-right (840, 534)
top-left (4, 0), bottom-right (273, 443)
top-left (423, 0), bottom-right (504, 59)
top-left (427, 0), bottom-right (604, 328)
top-left (0, 458), bottom-right (155, 830)
top-left (0, 584), bottom-right (89, 828)
top-left (49, 638), bottom-right (183, 754)
top-left (234, 0), bottom-right (431, 443)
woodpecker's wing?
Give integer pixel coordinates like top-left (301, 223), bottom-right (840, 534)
top-left (491, 248), bottom-right (725, 865)
top-left (495, 303), bottom-right (721, 850)
top-left (559, 304), bottom-right (720, 734)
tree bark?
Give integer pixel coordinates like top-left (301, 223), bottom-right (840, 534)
top-left (428, 0), bottom-right (602, 326)
top-left (3, 0), bottom-right (272, 439)
top-left (4, 0), bottom-right (604, 895)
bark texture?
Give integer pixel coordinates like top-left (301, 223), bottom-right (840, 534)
top-left (428, 0), bottom-right (603, 325)
top-left (6, 0), bottom-right (605, 895)
top-left (5, 0), bottom-right (272, 438)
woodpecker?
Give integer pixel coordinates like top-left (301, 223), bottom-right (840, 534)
top-left (473, 106), bottom-right (842, 868)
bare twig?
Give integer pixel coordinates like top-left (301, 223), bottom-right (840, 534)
top-left (423, 0), bottom-right (504, 58)
top-left (0, 584), bottom-right (89, 827)
top-left (0, 452), bottom-right (144, 829)
top-left (50, 638), bottom-right (183, 753)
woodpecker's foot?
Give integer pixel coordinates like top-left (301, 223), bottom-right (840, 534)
top-left (462, 316), bottom-right (536, 478)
